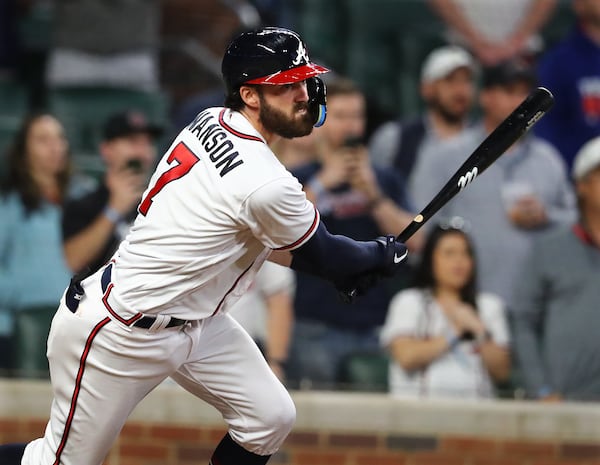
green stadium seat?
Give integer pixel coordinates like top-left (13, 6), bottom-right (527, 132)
top-left (48, 87), bottom-right (170, 156)
top-left (13, 305), bottom-right (56, 379)
top-left (345, 0), bottom-right (445, 118)
top-left (540, 0), bottom-right (576, 50)
top-left (0, 79), bottom-right (28, 176)
top-left (339, 351), bottom-right (390, 392)
top-left (0, 79), bottom-right (28, 119)
top-left (0, 116), bottom-right (20, 177)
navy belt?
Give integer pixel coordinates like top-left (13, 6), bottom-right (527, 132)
top-left (65, 264), bottom-right (189, 329)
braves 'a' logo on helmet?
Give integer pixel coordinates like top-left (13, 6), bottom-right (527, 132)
top-left (292, 42), bottom-right (309, 66)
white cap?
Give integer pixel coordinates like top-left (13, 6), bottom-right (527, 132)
top-left (421, 46), bottom-right (475, 83)
top-left (573, 136), bottom-right (600, 180)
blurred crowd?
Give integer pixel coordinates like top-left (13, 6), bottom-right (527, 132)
top-left (1, 0), bottom-right (600, 403)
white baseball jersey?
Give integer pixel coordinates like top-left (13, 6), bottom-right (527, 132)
top-left (108, 107), bottom-right (319, 319)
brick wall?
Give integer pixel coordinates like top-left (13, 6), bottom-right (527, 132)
top-left (2, 381), bottom-right (600, 465)
top-left (2, 417), bottom-right (600, 465)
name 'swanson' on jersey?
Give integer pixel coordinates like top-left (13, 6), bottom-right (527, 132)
top-left (187, 110), bottom-right (245, 177)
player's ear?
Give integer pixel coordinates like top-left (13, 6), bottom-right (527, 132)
top-left (239, 85), bottom-right (260, 110)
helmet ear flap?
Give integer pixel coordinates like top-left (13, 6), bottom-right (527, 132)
top-left (307, 77), bottom-right (327, 127)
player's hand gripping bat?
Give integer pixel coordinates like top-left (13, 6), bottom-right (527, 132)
top-left (342, 86), bottom-right (555, 303)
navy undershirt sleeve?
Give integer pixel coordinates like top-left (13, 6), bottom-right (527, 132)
top-left (290, 221), bottom-right (383, 282)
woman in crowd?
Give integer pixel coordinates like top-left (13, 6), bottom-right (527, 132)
top-left (380, 219), bottom-right (511, 398)
top-left (0, 112), bottom-right (83, 377)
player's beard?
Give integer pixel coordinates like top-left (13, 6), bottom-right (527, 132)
top-left (258, 93), bottom-right (314, 138)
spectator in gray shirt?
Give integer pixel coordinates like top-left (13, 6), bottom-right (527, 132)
top-left (369, 45), bottom-right (476, 183)
top-left (511, 136), bottom-right (600, 401)
top-left (410, 59), bottom-right (576, 304)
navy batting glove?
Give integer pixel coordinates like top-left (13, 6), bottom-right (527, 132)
top-left (337, 236), bottom-right (408, 303)
top-left (335, 272), bottom-right (380, 303)
top-left (376, 235), bottom-right (408, 276)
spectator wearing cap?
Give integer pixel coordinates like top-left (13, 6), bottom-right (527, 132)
top-left (62, 110), bottom-right (163, 274)
top-left (411, 59), bottom-right (576, 305)
top-left (534, 0), bottom-right (600, 171)
top-left (369, 45), bottom-right (476, 187)
top-left (510, 136), bottom-right (600, 401)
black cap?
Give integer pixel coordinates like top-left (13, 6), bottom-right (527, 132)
top-left (102, 110), bottom-right (164, 141)
top-left (481, 60), bottom-right (537, 89)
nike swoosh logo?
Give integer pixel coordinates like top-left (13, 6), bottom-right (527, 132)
top-left (394, 250), bottom-right (408, 264)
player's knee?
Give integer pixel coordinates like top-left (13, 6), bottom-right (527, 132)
top-left (233, 389), bottom-right (296, 455)
top-left (268, 391), bottom-right (296, 433)
top-left (260, 389), bottom-right (296, 439)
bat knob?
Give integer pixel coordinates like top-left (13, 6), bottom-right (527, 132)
top-left (338, 288), bottom-right (357, 304)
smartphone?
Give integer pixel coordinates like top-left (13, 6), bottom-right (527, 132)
top-left (125, 158), bottom-right (144, 174)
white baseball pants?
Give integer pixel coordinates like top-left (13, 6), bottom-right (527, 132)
top-left (22, 269), bottom-right (295, 465)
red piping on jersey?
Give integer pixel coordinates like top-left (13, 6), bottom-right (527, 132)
top-left (102, 283), bottom-right (144, 326)
top-left (211, 262), bottom-right (255, 316)
top-left (53, 317), bottom-right (111, 465)
top-left (218, 109), bottom-right (264, 143)
top-left (276, 207), bottom-right (320, 251)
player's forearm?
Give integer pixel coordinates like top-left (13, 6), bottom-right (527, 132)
top-left (63, 215), bottom-right (116, 272)
top-left (479, 343), bottom-right (511, 382)
top-left (389, 336), bottom-right (449, 372)
top-left (289, 221), bottom-right (385, 280)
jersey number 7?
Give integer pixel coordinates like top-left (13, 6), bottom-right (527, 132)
top-left (139, 142), bottom-right (200, 215)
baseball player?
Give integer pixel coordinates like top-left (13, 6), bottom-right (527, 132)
top-left (0, 27), bottom-right (408, 465)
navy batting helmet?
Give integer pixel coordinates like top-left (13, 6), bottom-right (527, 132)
top-left (222, 27), bottom-right (329, 127)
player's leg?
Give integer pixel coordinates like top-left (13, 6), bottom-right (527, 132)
top-left (22, 274), bottom-right (192, 465)
top-left (172, 313), bottom-right (295, 465)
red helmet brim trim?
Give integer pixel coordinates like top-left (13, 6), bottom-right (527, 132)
top-left (245, 63), bottom-right (329, 85)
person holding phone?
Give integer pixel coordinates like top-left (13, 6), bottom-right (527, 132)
top-left (62, 110), bottom-right (163, 274)
top-left (288, 77), bottom-right (423, 389)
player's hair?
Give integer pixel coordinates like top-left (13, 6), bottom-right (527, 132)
top-left (224, 90), bottom-right (244, 111)
top-left (0, 112), bottom-right (72, 214)
top-left (412, 223), bottom-right (478, 310)
top-left (224, 84), bottom-right (258, 111)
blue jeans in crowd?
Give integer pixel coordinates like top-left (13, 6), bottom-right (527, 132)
top-left (287, 319), bottom-right (381, 390)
